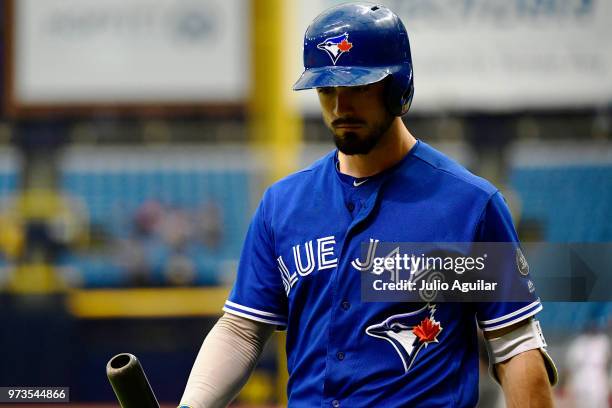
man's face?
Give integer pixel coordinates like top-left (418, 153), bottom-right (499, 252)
top-left (317, 80), bottom-right (395, 155)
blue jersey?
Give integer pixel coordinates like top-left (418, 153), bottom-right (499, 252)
top-left (224, 141), bottom-right (541, 407)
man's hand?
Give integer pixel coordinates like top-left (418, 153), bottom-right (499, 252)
top-left (486, 321), bottom-right (554, 408)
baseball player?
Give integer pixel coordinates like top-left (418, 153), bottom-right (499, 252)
top-left (179, 3), bottom-right (557, 407)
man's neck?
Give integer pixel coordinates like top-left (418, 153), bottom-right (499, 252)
top-left (338, 118), bottom-right (417, 178)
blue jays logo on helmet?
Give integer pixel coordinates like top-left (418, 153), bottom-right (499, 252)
top-left (365, 304), bottom-right (442, 373)
top-left (316, 32), bottom-right (353, 65)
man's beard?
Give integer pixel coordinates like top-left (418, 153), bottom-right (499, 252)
top-left (331, 116), bottom-right (394, 155)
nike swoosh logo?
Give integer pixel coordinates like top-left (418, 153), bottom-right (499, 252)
top-left (353, 179), bottom-right (369, 187)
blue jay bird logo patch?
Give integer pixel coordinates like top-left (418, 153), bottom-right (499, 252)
top-left (365, 304), bottom-right (442, 373)
top-left (317, 32), bottom-right (353, 65)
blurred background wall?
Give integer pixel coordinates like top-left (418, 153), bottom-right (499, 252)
top-left (0, 0), bottom-right (610, 406)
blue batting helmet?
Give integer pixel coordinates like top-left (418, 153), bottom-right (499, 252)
top-left (293, 2), bottom-right (414, 116)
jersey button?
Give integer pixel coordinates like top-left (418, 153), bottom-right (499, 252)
top-left (336, 351), bottom-right (345, 361)
top-left (332, 400), bottom-right (340, 408)
top-left (341, 301), bottom-right (350, 310)
top-left (347, 202), bottom-right (355, 212)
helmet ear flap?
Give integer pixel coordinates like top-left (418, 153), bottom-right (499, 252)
top-left (383, 76), bottom-right (398, 116)
top-left (400, 85), bottom-right (415, 115)
top-left (384, 73), bottom-right (414, 116)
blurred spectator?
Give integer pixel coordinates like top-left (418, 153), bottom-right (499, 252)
top-left (194, 202), bottom-right (223, 250)
top-left (565, 326), bottom-right (611, 408)
top-left (0, 190), bottom-right (88, 263)
top-left (158, 206), bottom-right (192, 249)
top-left (134, 199), bottom-right (164, 237)
top-left (114, 199), bottom-right (224, 287)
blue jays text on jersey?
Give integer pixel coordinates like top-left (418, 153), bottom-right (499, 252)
top-left (223, 141), bottom-right (542, 408)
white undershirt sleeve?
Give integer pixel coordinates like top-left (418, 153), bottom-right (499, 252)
top-left (178, 312), bottom-right (275, 408)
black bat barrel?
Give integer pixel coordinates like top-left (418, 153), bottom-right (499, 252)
top-left (106, 353), bottom-right (160, 408)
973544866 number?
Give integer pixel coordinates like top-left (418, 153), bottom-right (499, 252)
top-left (0, 387), bottom-right (69, 402)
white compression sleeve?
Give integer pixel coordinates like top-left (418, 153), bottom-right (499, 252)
top-left (485, 318), bottom-right (558, 386)
top-left (179, 312), bottom-right (275, 408)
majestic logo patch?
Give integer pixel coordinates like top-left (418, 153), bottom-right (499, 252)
top-left (516, 247), bottom-right (529, 276)
top-left (317, 32), bottom-right (353, 65)
top-left (365, 304), bottom-right (442, 373)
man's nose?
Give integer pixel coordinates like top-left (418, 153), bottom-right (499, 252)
top-left (333, 88), bottom-right (354, 116)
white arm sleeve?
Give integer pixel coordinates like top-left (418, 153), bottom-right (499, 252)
top-left (178, 312), bottom-right (275, 408)
top-left (485, 318), bottom-right (558, 386)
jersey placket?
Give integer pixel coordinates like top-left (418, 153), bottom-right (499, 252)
top-left (321, 181), bottom-right (384, 407)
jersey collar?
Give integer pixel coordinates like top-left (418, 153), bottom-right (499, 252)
top-left (332, 140), bottom-right (421, 187)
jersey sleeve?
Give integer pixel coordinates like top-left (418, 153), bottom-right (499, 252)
top-left (223, 190), bottom-right (288, 330)
top-left (473, 191), bottom-right (542, 332)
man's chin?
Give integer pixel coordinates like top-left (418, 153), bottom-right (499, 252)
top-left (330, 116), bottom-right (394, 155)
top-left (337, 148), bottom-right (360, 156)
top-left (334, 138), bottom-right (376, 156)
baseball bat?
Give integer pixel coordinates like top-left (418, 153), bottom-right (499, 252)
top-left (106, 353), bottom-right (160, 408)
